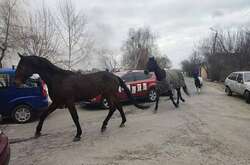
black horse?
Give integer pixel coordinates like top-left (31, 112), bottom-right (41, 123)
top-left (15, 53), bottom-right (149, 141)
top-left (145, 57), bottom-right (189, 111)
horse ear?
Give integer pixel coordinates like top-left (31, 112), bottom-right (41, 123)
top-left (17, 52), bottom-right (24, 58)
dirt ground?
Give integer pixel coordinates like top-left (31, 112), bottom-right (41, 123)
top-left (1, 79), bottom-right (250, 165)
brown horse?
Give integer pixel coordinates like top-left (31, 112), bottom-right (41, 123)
top-left (15, 53), bottom-right (149, 141)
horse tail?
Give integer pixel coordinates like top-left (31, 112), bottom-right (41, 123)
top-left (183, 85), bottom-right (190, 96)
top-left (117, 76), bottom-right (149, 109)
top-left (178, 71), bottom-right (190, 96)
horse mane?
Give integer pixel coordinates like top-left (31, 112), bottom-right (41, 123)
top-left (29, 56), bottom-right (72, 75)
top-left (149, 58), bottom-right (166, 81)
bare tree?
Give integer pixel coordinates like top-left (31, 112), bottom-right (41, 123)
top-left (121, 27), bottom-right (159, 69)
top-left (188, 28), bottom-right (250, 81)
top-left (0, 0), bottom-right (20, 67)
top-left (17, 3), bottom-right (60, 62)
top-left (98, 48), bottom-right (118, 71)
top-left (181, 50), bottom-right (202, 76)
top-left (57, 0), bottom-right (91, 69)
top-left (155, 55), bottom-right (172, 69)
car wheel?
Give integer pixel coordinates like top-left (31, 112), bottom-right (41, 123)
top-left (148, 89), bottom-right (157, 102)
top-left (225, 86), bottom-right (232, 96)
top-left (101, 98), bottom-right (110, 109)
top-left (11, 105), bottom-right (32, 123)
top-left (244, 90), bottom-right (250, 104)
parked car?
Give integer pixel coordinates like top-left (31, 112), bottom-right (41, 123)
top-left (0, 130), bottom-right (10, 165)
top-left (0, 68), bottom-right (49, 123)
top-left (224, 71), bottom-right (250, 103)
top-left (82, 70), bottom-right (157, 108)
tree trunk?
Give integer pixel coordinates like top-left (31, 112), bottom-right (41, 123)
top-left (0, 48), bottom-right (6, 68)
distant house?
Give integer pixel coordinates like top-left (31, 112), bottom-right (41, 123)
top-left (200, 64), bottom-right (208, 79)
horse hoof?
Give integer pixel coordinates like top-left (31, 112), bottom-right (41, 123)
top-left (73, 136), bottom-right (81, 142)
top-left (101, 127), bottom-right (107, 133)
top-left (153, 110), bottom-right (157, 114)
top-left (120, 123), bottom-right (125, 128)
top-left (34, 132), bottom-right (41, 138)
top-left (182, 99), bottom-right (185, 102)
top-left (174, 104), bottom-right (179, 108)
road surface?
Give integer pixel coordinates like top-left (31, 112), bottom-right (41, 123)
top-left (1, 79), bottom-right (250, 165)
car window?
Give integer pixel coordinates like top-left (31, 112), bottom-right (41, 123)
top-left (24, 78), bottom-right (40, 88)
top-left (0, 74), bottom-right (9, 88)
top-left (228, 73), bottom-right (237, 81)
top-left (244, 73), bottom-right (250, 82)
top-left (121, 72), bottom-right (135, 82)
top-left (16, 77), bottom-right (41, 88)
top-left (237, 73), bottom-right (243, 82)
top-left (133, 72), bottom-right (151, 81)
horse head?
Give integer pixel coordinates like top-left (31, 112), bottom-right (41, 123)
top-left (145, 56), bottom-right (167, 81)
top-left (146, 57), bottom-right (158, 72)
top-left (15, 52), bottom-right (36, 86)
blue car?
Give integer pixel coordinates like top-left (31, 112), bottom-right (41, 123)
top-left (0, 68), bottom-right (48, 123)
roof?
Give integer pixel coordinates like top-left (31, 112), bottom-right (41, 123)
top-left (0, 68), bottom-right (41, 79)
top-left (233, 71), bottom-right (250, 74)
top-left (113, 70), bottom-right (146, 77)
top-left (0, 68), bottom-right (15, 74)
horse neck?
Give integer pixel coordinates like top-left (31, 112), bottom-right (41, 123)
top-left (34, 62), bottom-right (68, 88)
top-left (154, 66), bottom-right (165, 81)
top-left (37, 71), bottom-right (55, 88)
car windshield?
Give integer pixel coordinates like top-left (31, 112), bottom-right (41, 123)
top-left (244, 73), bottom-right (250, 82)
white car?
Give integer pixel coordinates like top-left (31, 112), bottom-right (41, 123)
top-left (224, 71), bottom-right (250, 103)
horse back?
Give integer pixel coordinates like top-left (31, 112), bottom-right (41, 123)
top-left (166, 70), bottom-right (186, 88)
top-left (55, 71), bottom-right (119, 102)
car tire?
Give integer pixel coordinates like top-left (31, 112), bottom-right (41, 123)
top-left (244, 90), bottom-right (250, 104)
top-left (148, 88), bottom-right (157, 102)
top-left (101, 98), bottom-right (110, 109)
top-left (225, 86), bottom-right (232, 96)
top-left (11, 105), bottom-right (32, 123)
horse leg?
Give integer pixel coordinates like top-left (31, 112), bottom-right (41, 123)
top-left (176, 88), bottom-right (180, 105)
top-left (114, 100), bottom-right (126, 127)
top-left (35, 102), bottom-right (58, 138)
top-left (170, 91), bottom-right (178, 108)
top-left (101, 97), bottom-right (116, 132)
top-left (179, 88), bottom-right (185, 102)
top-left (67, 104), bottom-right (82, 142)
top-left (154, 90), bottom-right (160, 113)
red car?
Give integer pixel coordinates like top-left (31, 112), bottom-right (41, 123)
top-left (82, 70), bottom-right (157, 108)
top-left (0, 130), bottom-right (10, 165)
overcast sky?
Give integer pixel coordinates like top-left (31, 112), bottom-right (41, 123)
top-left (34, 0), bottom-right (250, 68)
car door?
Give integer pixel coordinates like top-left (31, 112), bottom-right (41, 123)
top-left (235, 73), bottom-right (245, 95)
top-left (132, 72), bottom-right (151, 97)
top-left (227, 73), bottom-right (238, 92)
top-left (119, 72), bottom-right (136, 100)
top-left (0, 73), bottom-right (11, 114)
